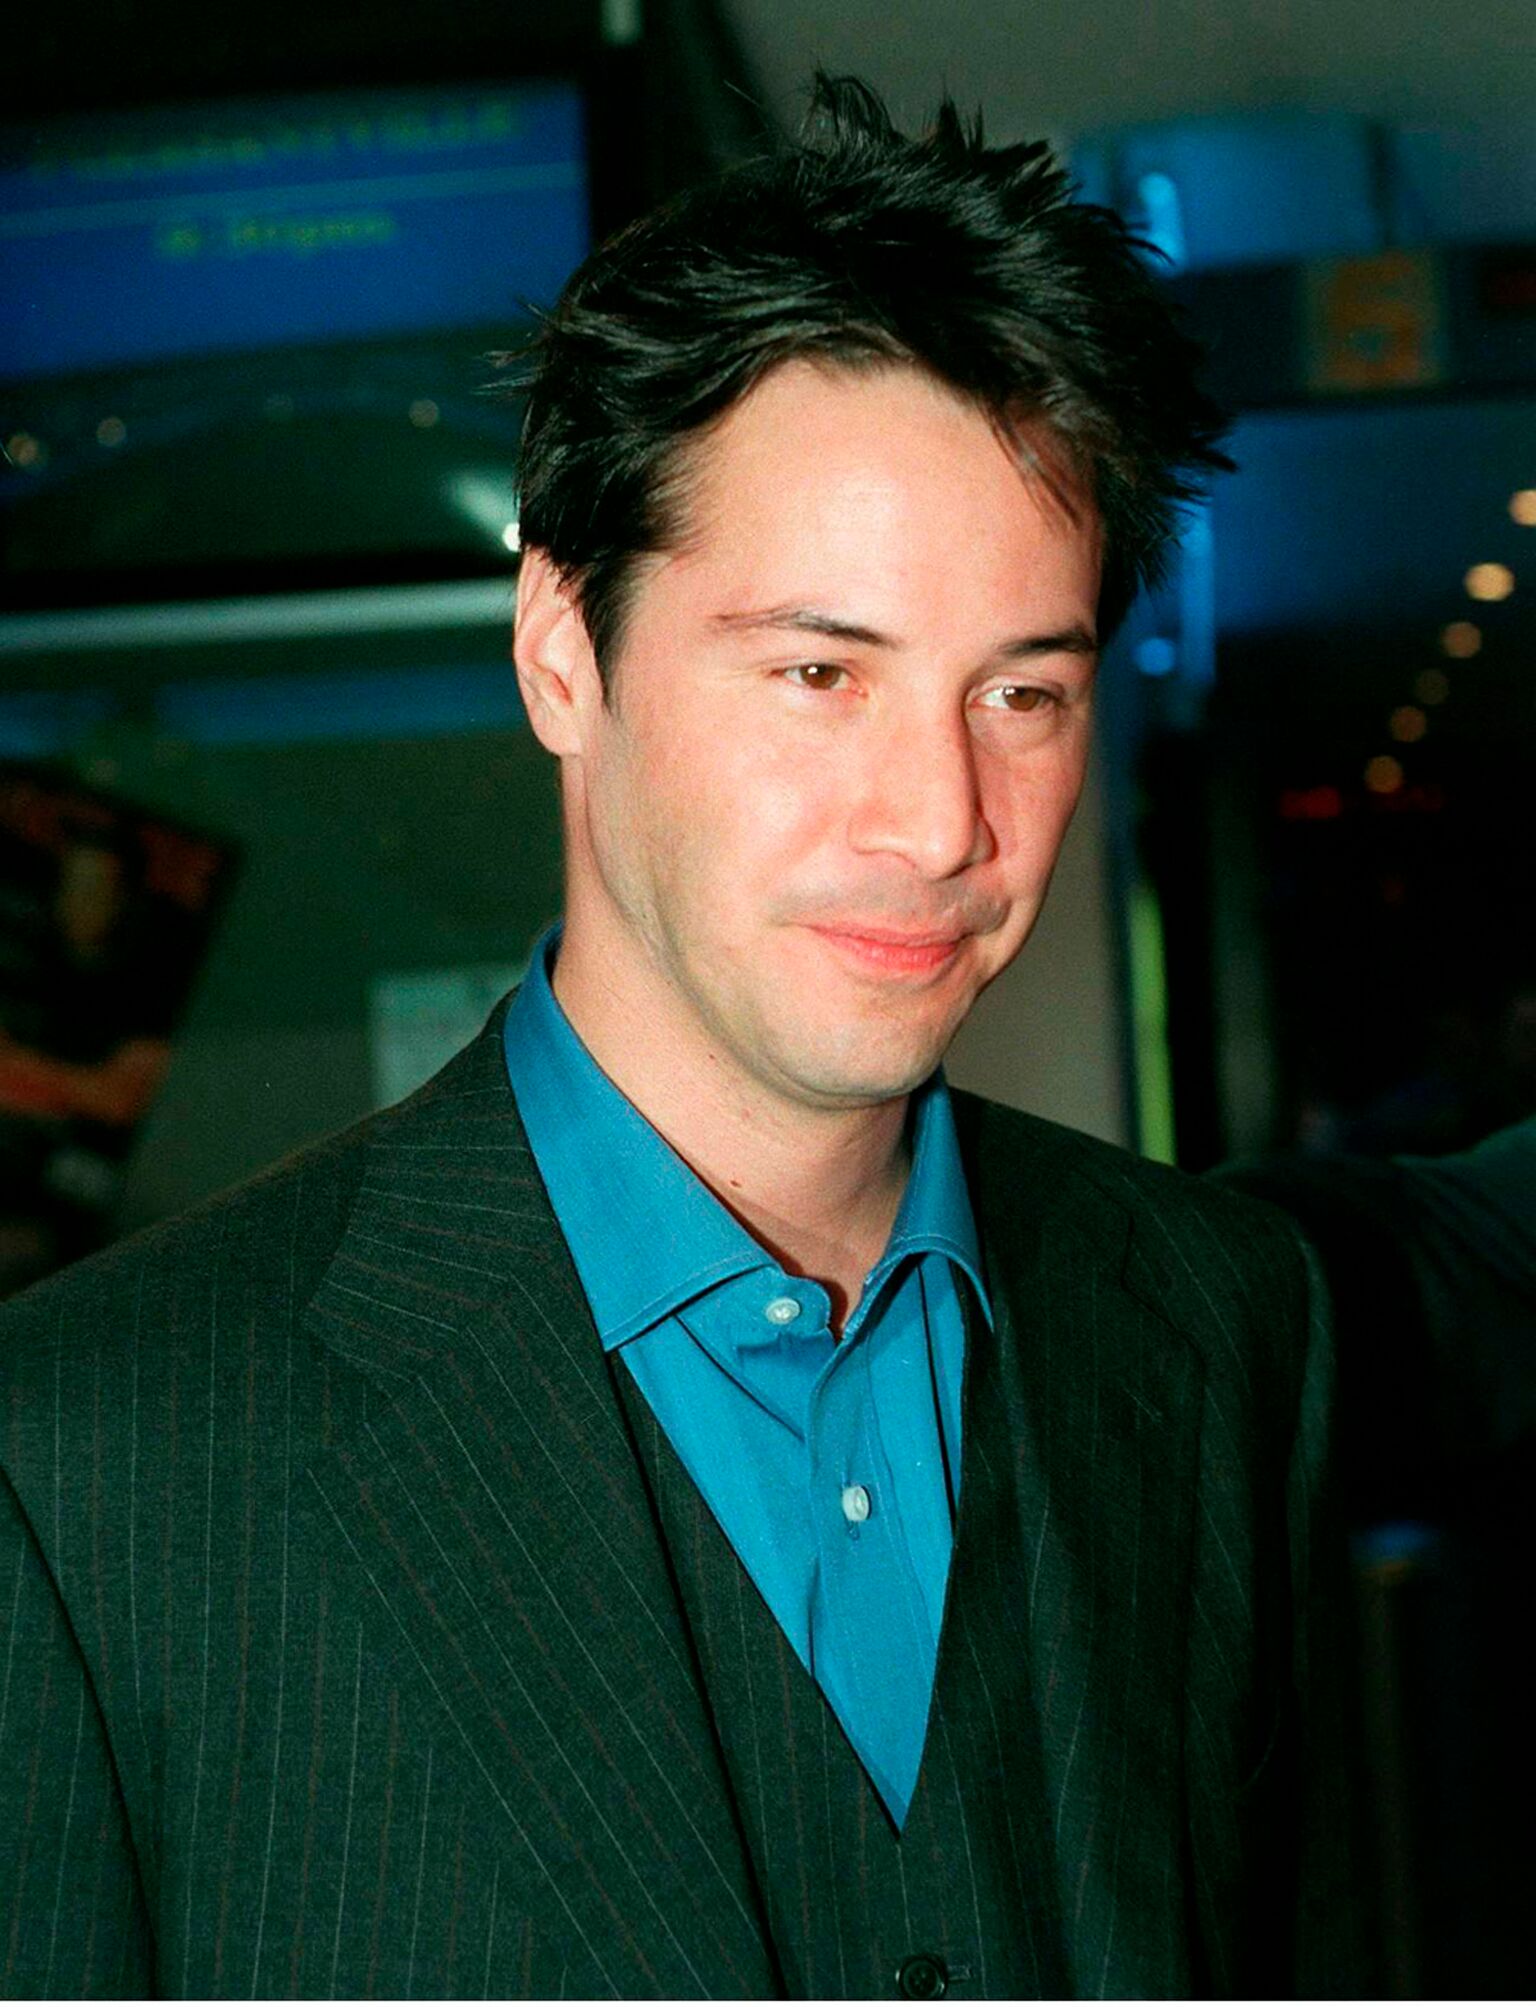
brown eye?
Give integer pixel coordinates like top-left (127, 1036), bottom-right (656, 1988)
top-left (994, 685), bottom-right (1048, 712)
top-left (787, 663), bottom-right (847, 690)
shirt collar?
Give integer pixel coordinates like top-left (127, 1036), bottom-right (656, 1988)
top-left (504, 925), bottom-right (992, 1351)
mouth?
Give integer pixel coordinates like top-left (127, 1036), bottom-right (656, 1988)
top-left (801, 923), bottom-right (968, 979)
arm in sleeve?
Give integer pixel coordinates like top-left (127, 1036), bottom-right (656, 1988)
top-left (0, 1468), bottom-right (155, 1999)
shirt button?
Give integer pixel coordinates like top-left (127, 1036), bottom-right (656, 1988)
top-left (841, 1483), bottom-right (872, 1523)
top-left (897, 1953), bottom-right (948, 1999)
top-left (763, 1295), bottom-right (801, 1325)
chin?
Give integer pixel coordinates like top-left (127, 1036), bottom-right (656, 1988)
top-left (770, 1029), bottom-right (953, 1110)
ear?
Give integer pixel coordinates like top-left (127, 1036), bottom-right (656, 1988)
top-left (513, 547), bottom-right (603, 757)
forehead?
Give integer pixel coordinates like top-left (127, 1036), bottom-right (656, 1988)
top-left (662, 360), bottom-right (1102, 602)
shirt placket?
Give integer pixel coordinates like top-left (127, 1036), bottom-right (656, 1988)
top-left (807, 1323), bottom-right (940, 1823)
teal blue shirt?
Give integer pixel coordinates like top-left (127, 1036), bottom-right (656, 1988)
top-left (503, 928), bottom-right (991, 1824)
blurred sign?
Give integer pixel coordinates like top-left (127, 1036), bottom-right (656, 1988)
top-left (0, 82), bottom-right (588, 382)
top-left (1303, 250), bottom-right (1446, 394)
top-left (0, 763), bottom-right (236, 1291)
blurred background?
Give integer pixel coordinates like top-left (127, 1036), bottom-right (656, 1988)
top-left (3, 0), bottom-right (1535, 1990)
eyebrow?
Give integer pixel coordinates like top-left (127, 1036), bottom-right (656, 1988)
top-left (710, 604), bottom-right (1099, 658)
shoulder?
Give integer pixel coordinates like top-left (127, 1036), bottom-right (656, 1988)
top-left (956, 1088), bottom-right (1303, 1248)
top-left (0, 1017), bottom-right (513, 1485)
top-left (10, 1115), bottom-right (356, 1323)
top-left (954, 1090), bottom-right (1319, 1383)
top-left (0, 1111), bottom-right (363, 1483)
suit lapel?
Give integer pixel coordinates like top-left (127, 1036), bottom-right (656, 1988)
top-left (955, 1096), bottom-right (1204, 1999)
top-left (300, 1018), bottom-right (775, 1999)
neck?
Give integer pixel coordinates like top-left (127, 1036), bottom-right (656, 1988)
top-left (551, 926), bottom-right (912, 1328)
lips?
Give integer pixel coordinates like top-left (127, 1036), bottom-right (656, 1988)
top-left (802, 923), bottom-right (966, 977)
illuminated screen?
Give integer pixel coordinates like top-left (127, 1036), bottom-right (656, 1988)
top-left (0, 82), bottom-right (589, 383)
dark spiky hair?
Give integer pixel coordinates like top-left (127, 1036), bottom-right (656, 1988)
top-left (504, 72), bottom-right (1230, 678)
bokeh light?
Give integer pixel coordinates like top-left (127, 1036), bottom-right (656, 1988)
top-left (1465, 562), bottom-right (1515, 602)
top-left (1389, 705), bottom-right (1428, 743)
top-left (1440, 620), bottom-right (1482, 658)
top-left (1365, 754), bottom-right (1405, 794)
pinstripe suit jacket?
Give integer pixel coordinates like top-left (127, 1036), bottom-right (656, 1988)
top-left (0, 1004), bottom-right (1360, 1998)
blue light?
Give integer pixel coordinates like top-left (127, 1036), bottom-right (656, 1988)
top-left (0, 666), bottom-right (527, 758)
top-left (155, 665), bottom-right (525, 746)
top-left (0, 687), bottom-right (115, 756)
top-left (1134, 171), bottom-right (1187, 271)
top-left (1352, 1522), bottom-right (1441, 1569)
top-left (1134, 636), bottom-right (1179, 678)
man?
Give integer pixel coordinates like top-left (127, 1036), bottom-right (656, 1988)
top-left (0, 79), bottom-right (1362, 1997)
top-left (1217, 1117), bottom-right (1536, 1995)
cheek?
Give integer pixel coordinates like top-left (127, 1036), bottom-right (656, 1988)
top-left (601, 703), bottom-right (828, 909)
top-left (668, 718), bottom-right (837, 871)
top-left (985, 740), bottom-right (1090, 884)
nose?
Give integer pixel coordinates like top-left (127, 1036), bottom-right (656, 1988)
top-left (846, 706), bottom-right (994, 879)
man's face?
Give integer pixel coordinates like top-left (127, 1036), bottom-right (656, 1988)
top-left (532, 360), bottom-right (1102, 1114)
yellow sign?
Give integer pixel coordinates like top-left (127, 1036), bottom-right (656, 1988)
top-left (1304, 250), bottom-right (1445, 394)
